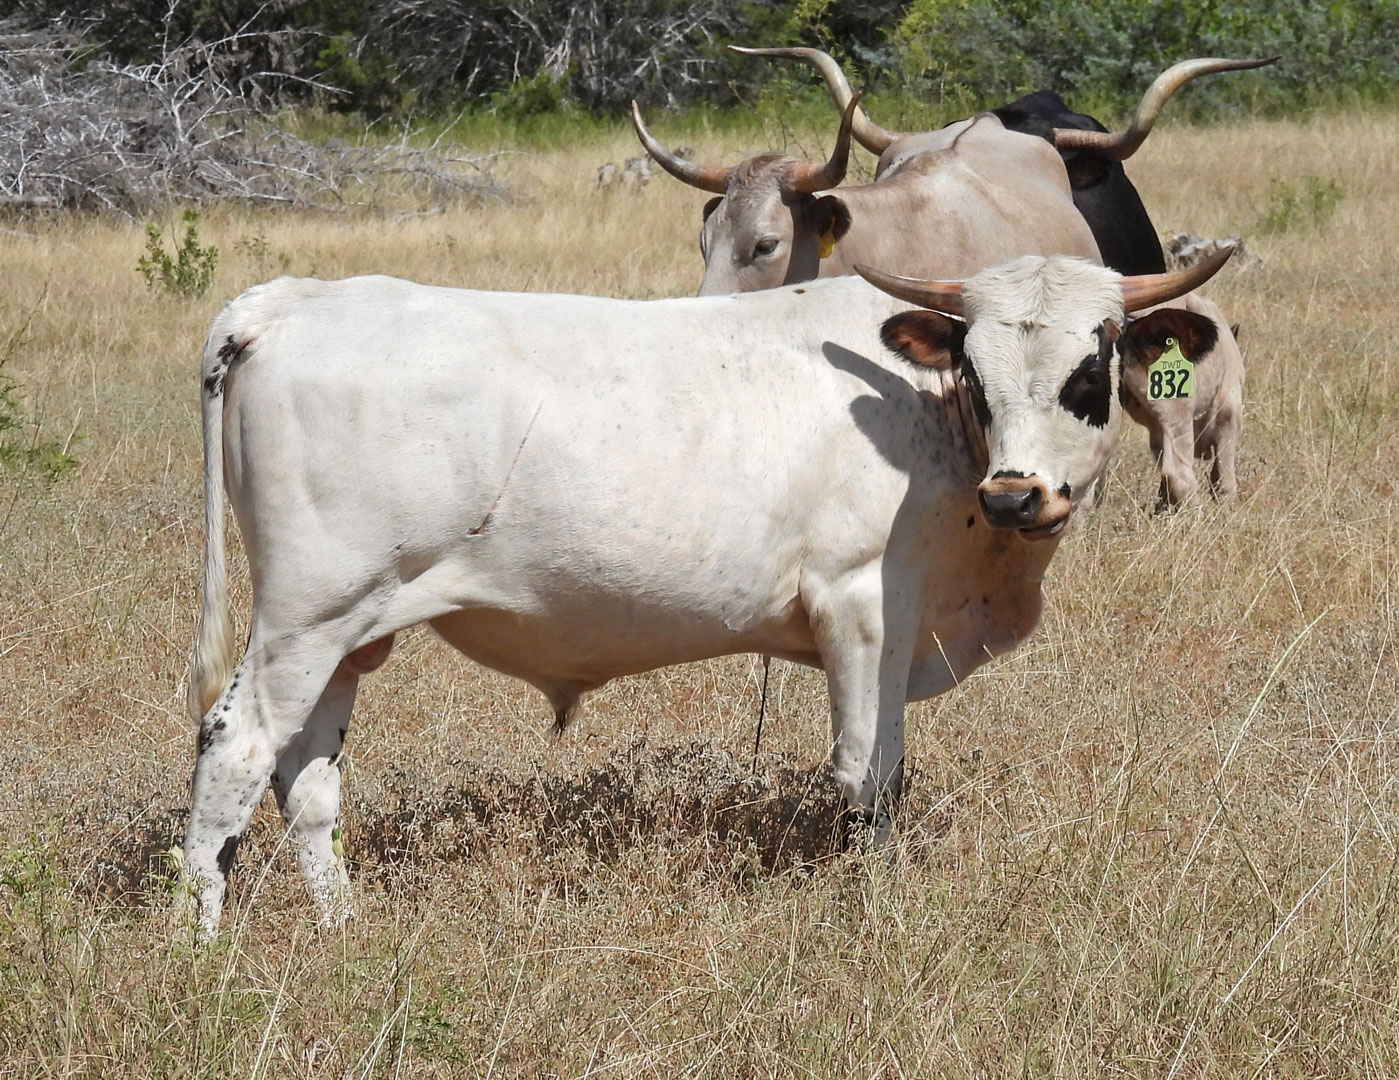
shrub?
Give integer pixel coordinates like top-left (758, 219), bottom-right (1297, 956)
top-left (0, 375), bottom-right (80, 481)
top-left (0, 288), bottom-right (81, 482)
top-left (135, 210), bottom-right (219, 299)
top-left (1253, 176), bottom-right (1345, 235)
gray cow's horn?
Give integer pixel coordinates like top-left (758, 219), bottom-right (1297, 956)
top-left (730, 45), bottom-right (908, 155)
top-left (1120, 243), bottom-right (1235, 311)
top-left (630, 101), bottom-right (729, 194)
top-left (1052, 57), bottom-right (1280, 162)
top-left (782, 93), bottom-right (859, 196)
top-left (854, 263), bottom-right (966, 318)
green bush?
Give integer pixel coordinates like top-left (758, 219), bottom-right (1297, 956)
top-left (1254, 175), bottom-right (1345, 234)
top-left (489, 67), bottom-right (573, 120)
top-left (136, 210), bottom-right (219, 300)
top-left (0, 375), bottom-right (80, 482)
top-left (0, 289), bottom-right (81, 482)
top-left (888, 0), bottom-right (1399, 118)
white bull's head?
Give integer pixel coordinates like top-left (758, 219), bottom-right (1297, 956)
top-left (860, 247), bottom-right (1233, 537)
top-left (631, 98), bottom-right (857, 296)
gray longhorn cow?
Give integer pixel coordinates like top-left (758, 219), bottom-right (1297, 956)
top-left (633, 96), bottom-right (1100, 296)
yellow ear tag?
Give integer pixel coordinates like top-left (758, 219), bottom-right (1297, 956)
top-left (1146, 337), bottom-right (1194, 401)
top-left (818, 222), bottom-right (836, 259)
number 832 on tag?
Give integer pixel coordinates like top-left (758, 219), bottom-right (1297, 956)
top-left (1146, 336), bottom-right (1194, 401)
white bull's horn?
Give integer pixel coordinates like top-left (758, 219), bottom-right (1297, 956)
top-left (854, 263), bottom-right (966, 318)
top-left (630, 101), bottom-right (729, 194)
top-left (1052, 56), bottom-right (1280, 161)
top-left (782, 93), bottom-right (859, 196)
top-left (1120, 243), bottom-right (1235, 311)
top-left (730, 45), bottom-right (908, 155)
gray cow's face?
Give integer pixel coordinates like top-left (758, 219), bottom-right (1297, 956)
top-left (631, 100), bottom-right (857, 297)
top-left (695, 161), bottom-right (849, 295)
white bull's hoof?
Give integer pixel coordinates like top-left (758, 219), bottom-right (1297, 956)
top-left (842, 806), bottom-right (896, 854)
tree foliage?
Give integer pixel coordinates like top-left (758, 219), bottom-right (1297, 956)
top-left (5, 0), bottom-right (1399, 117)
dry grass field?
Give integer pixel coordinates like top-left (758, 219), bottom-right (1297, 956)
top-left (0, 103), bottom-right (1396, 1077)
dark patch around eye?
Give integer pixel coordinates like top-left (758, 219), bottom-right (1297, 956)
top-left (1058, 326), bottom-right (1114, 428)
top-left (961, 360), bottom-right (993, 430)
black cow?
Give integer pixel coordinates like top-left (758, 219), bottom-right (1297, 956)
top-left (991, 89), bottom-right (1165, 275)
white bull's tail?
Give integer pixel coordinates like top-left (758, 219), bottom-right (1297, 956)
top-left (187, 329), bottom-right (244, 722)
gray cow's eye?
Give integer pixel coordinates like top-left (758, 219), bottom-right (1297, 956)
top-left (753, 238), bottom-right (779, 258)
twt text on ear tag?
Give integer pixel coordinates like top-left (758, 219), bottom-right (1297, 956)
top-left (818, 221), bottom-right (836, 259)
top-left (1146, 336), bottom-right (1194, 401)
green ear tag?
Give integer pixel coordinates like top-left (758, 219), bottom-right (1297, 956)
top-left (1146, 337), bottom-right (1194, 401)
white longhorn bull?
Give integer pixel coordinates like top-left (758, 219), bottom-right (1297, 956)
top-left (181, 248), bottom-right (1232, 937)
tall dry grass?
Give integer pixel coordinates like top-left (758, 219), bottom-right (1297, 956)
top-left (0, 105), bottom-right (1396, 1077)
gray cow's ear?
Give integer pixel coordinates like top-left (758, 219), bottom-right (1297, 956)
top-left (702, 196), bottom-right (723, 223)
top-left (810, 195), bottom-right (852, 243)
top-left (1119, 307), bottom-right (1218, 365)
top-left (880, 310), bottom-right (965, 370)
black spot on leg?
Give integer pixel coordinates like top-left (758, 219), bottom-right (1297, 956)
top-left (196, 717), bottom-right (226, 755)
top-left (216, 834), bottom-right (241, 877)
top-left (966, 515), bottom-right (975, 528)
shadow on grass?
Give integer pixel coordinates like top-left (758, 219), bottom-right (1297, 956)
top-left (353, 740), bottom-right (851, 881)
top-left (88, 739), bottom-right (951, 905)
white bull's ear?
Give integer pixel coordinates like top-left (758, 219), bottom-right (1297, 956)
top-left (1119, 308), bottom-right (1218, 365)
top-left (880, 310), bottom-right (966, 370)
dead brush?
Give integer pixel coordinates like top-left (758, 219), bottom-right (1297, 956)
top-left (0, 16), bottom-right (513, 215)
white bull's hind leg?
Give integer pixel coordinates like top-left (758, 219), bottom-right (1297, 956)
top-left (269, 666), bottom-right (359, 928)
top-left (183, 630), bottom-right (345, 939)
top-left (808, 564), bottom-right (917, 848)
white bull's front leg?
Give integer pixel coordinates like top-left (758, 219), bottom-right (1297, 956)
top-left (806, 561), bottom-right (919, 846)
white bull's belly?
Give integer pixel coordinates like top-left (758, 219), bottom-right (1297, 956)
top-left (428, 591), bottom-right (821, 693)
